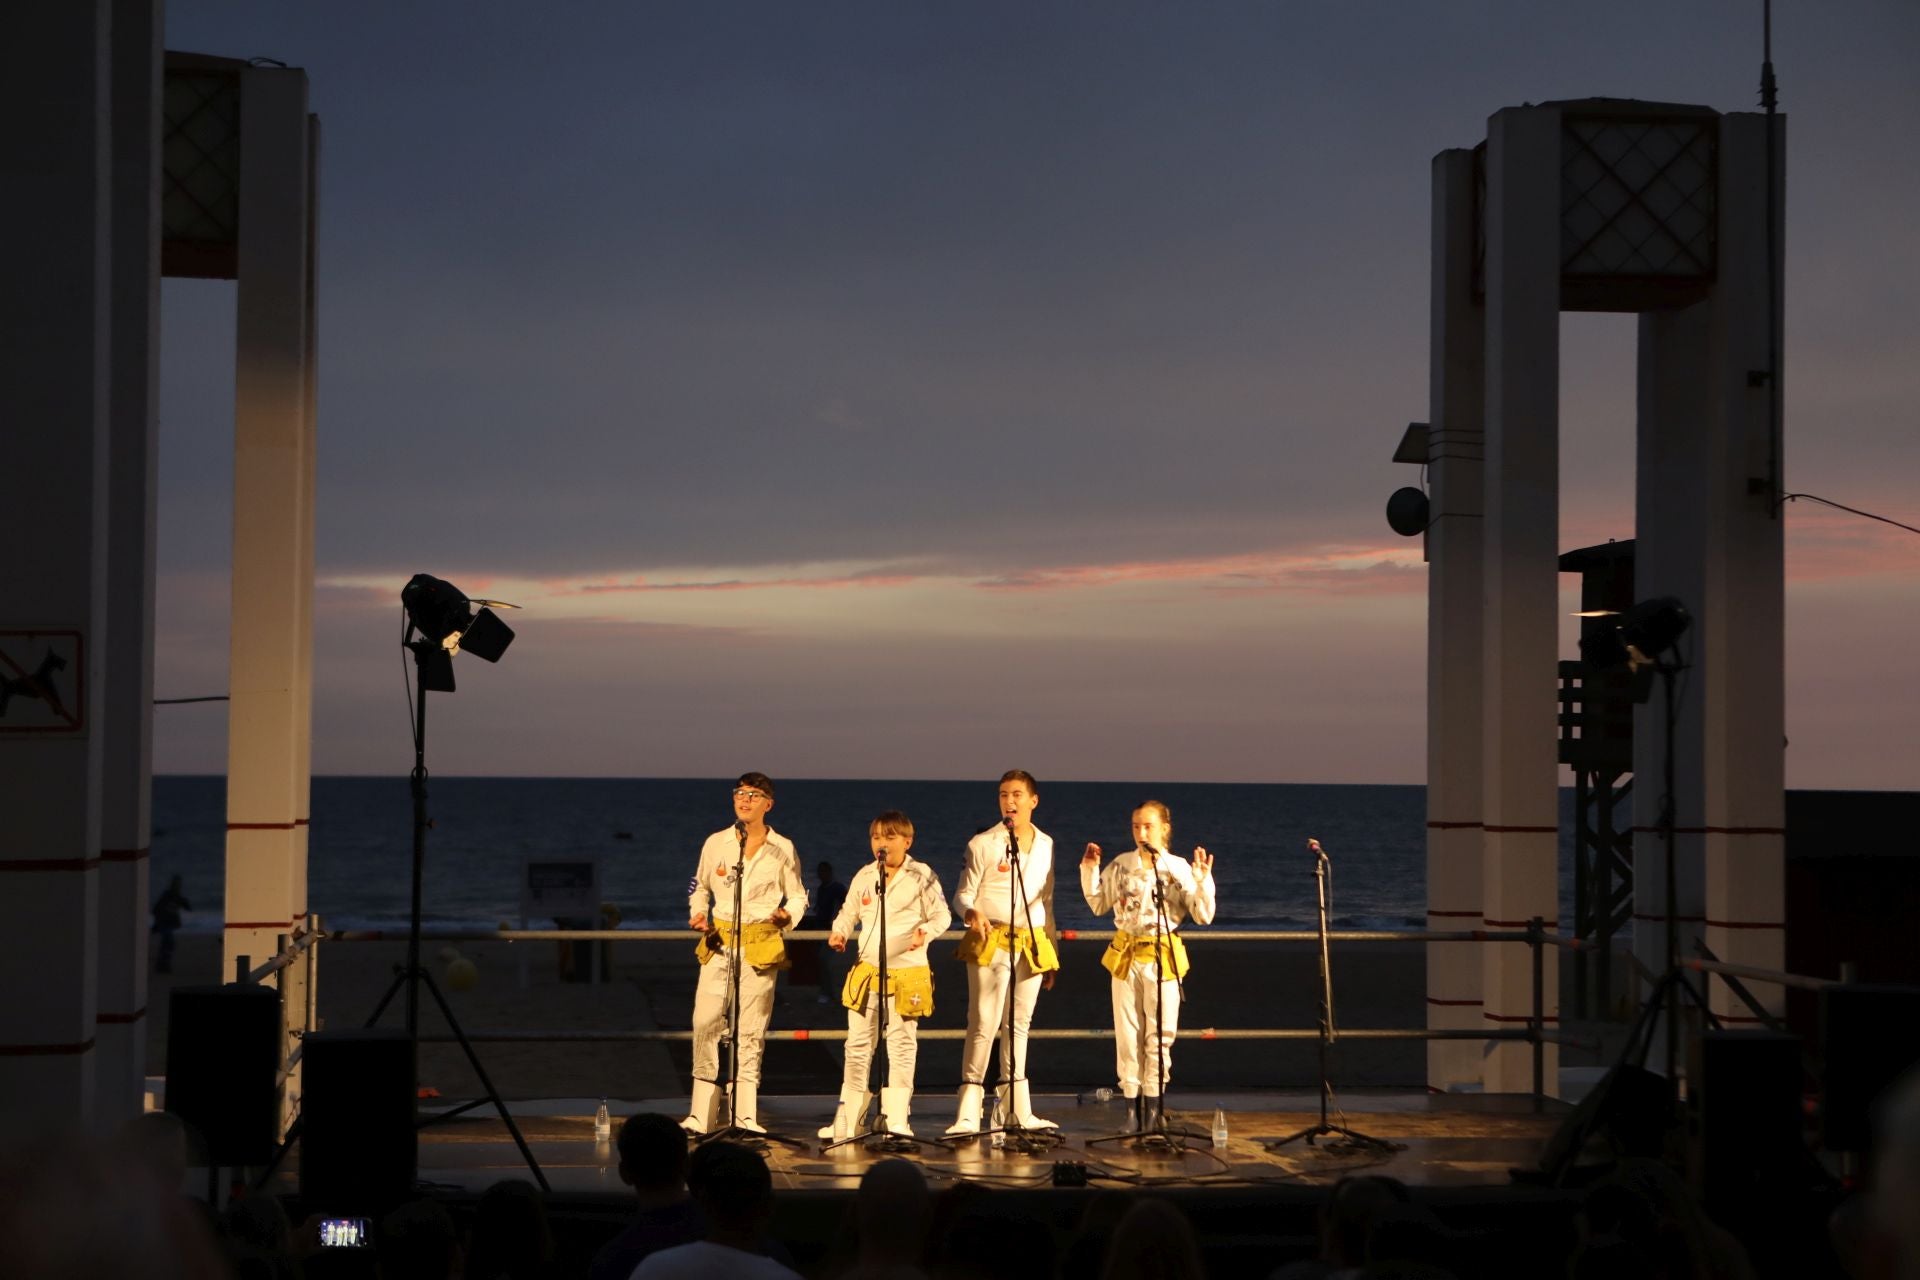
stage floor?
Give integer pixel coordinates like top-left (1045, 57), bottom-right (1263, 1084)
top-left (270, 1089), bottom-right (1568, 1198)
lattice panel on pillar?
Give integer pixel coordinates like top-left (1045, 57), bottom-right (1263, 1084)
top-left (162, 63), bottom-right (241, 279)
top-left (1560, 111), bottom-right (1716, 309)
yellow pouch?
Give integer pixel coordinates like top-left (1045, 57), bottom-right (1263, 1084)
top-left (842, 962), bottom-right (937, 1019)
top-left (695, 919), bottom-right (790, 971)
top-left (955, 924), bottom-right (1059, 974)
top-left (1100, 930), bottom-right (1190, 981)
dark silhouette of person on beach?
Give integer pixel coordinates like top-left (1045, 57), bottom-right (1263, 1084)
top-left (152, 875), bottom-right (191, 974)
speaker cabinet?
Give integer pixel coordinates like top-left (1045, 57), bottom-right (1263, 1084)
top-left (299, 1029), bottom-right (416, 1212)
top-left (165, 985), bottom-right (282, 1166)
top-left (1689, 1030), bottom-right (1805, 1205)
top-left (1821, 983), bottom-right (1920, 1152)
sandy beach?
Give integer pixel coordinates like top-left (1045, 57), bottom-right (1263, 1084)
top-left (145, 930), bottom-right (1605, 1106)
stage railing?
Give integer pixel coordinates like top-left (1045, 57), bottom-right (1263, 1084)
top-left (317, 918), bottom-right (1579, 1104)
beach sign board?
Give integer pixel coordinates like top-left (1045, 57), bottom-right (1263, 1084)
top-left (0, 629), bottom-right (84, 734)
top-left (521, 857), bottom-right (601, 923)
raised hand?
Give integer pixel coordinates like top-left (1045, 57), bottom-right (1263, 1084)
top-left (1081, 842), bottom-right (1102, 867)
top-left (1192, 848), bottom-right (1213, 878)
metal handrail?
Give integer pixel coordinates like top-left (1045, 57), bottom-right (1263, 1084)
top-left (1683, 955), bottom-right (1835, 993)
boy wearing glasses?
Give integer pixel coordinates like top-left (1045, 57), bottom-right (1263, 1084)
top-left (681, 772), bottom-right (808, 1135)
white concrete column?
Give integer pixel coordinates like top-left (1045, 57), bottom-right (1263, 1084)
top-left (1424, 147), bottom-right (1488, 1091)
top-left (1632, 304), bottom-right (1712, 1061)
top-left (96, 0), bottom-right (164, 1122)
top-left (222, 69), bottom-right (314, 1007)
top-left (1698, 113), bottom-right (1787, 1019)
top-left (1479, 107), bottom-right (1562, 1093)
top-left (0, 1), bottom-right (112, 1136)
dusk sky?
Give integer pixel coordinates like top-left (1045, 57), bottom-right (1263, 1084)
top-left (154, 3), bottom-right (1919, 788)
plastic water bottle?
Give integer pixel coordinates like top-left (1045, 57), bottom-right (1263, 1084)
top-left (1211, 1106), bottom-right (1228, 1149)
top-left (594, 1099), bottom-right (611, 1142)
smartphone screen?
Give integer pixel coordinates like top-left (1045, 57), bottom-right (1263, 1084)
top-left (319, 1217), bottom-right (372, 1248)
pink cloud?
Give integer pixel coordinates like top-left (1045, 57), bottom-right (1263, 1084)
top-left (974, 548), bottom-right (1426, 596)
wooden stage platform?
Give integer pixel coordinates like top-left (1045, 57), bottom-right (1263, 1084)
top-left (273, 1089), bottom-right (1569, 1198)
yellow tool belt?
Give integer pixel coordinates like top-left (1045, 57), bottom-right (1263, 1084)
top-left (694, 919), bottom-right (790, 971)
top-left (841, 961), bottom-right (936, 1019)
top-left (1100, 929), bottom-right (1190, 981)
top-left (954, 922), bottom-right (1060, 974)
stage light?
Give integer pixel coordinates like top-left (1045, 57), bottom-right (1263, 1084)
top-left (1578, 596), bottom-right (1690, 673)
top-left (401, 574), bottom-right (517, 692)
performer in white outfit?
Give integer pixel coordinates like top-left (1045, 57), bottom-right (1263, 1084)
top-left (681, 772), bottom-right (808, 1135)
top-left (818, 810), bottom-right (952, 1140)
top-left (946, 769), bottom-right (1061, 1136)
top-left (1080, 800), bottom-right (1216, 1100)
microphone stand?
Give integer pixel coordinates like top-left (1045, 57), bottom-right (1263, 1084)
top-left (1090, 849), bottom-right (1207, 1152)
top-left (1268, 840), bottom-right (1397, 1154)
top-left (946, 820), bottom-right (1059, 1153)
top-left (824, 856), bottom-right (931, 1153)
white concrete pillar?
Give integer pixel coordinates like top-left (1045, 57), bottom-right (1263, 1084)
top-left (96, 0), bottom-right (164, 1122)
top-left (0, 1), bottom-right (112, 1136)
top-left (1698, 113), bottom-right (1787, 1019)
top-left (222, 69), bottom-right (315, 1018)
top-left (1479, 107), bottom-right (1561, 1093)
top-left (1424, 147), bottom-right (1488, 1091)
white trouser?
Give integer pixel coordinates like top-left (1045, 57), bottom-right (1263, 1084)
top-left (1112, 961), bottom-right (1181, 1096)
top-left (959, 952), bottom-right (1045, 1087)
top-left (691, 954), bottom-right (778, 1084)
top-left (843, 984), bottom-right (921, 1094)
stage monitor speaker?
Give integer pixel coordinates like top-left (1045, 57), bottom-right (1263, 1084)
top-left (1821, 983), bottom-right (1920, 1152)
top-left (165, 984), bottom-right (282, 1166)
top-left (1689, 1031), bottom-right (1805, 1207)
top-left (300, 1029), bottom-right (416, 1212)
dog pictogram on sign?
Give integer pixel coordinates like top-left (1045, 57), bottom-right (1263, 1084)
top-left (0, 630), bottom-right (84, 734)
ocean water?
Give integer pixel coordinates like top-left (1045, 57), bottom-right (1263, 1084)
top-left (152, 776), bottom-right (1583, 934)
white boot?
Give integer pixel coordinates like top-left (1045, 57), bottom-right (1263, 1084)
top-left (818, 1085), bottom-right (872, 1139)
top-left (880, 1086), bottom-right (915, 1137)
top-left (680, 1079), bottom-right (720, 1134)
top-left (944, 1082), bottom-right (984, 1136)
top-left (1012, 1080), bottom-right (1057, 1131)
top-left (733, 1081), bottom-right (767, 1135)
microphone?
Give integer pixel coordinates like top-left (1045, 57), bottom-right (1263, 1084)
top-left (1002, 815), bottom-right (1016, 830)
top-left (735, 819), bottom-right (748, 835)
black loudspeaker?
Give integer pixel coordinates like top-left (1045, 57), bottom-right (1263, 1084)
top-left (300, 1029), bottom-right (416, 1211)
top-left (1821, 983), bottom-right (1920, 1152)
top-left (1527, 1062), bottom-right (1673, 1184)
top-left (1689, 1031), bottom-right (1805, 1206)
top-left (166, 984), bottom-right (282, 1166)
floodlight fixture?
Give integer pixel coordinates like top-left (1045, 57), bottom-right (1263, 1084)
top-left (1577, 596), bottom-right (1690, 674)
top-left (401, 574), bottom-right (518, 691)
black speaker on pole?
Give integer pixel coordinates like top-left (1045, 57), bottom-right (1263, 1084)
top-left (1688, 1030), bottom-right (1805, 1208)
top-left (1820, 983), bottom-right (1920, 1153)
top-left (165, 985), bottom-right (282, 1166)
top-left (299, 1029), bottom-right (416, 1212)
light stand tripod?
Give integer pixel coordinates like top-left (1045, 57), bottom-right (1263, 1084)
top-left (699, 822), bottom-right (805, 1151)
top-left (361, 638), bottom-right (548, 1190)
top-left (1090, 849), bottom-right (1208, 1152)
top-left (825, 855), bottom-right (931, 1154)
top-left (1269, 840), bottom-right (1397, 1155)
top-left (945, 819), bottom-right (1060, 1154)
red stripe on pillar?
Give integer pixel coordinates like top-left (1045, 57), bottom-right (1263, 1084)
top-left (100, 848), bottom-right (150, 862)
top-left (1483, 1012), bottom-right (1560, 1024)
top-left (1704, 919), bottom-right (1787, 931)
top-left (0, 1038), bottom-right (97, 1056)
top-left (97, 1008), bottom-right (147, 1025)
top-left (1483, 825), bottom-right (1557, 834)
top-left (1426, 997), bottom-right (1484, 1006)
top-left (0, 858), bottom-right (101, 872)
top-left (1484, 918), bottom-right (1558, 929)
top-left (1426, 820), bottom-right (1483, 829)
top-left (1632, 912), bottom-right (1706, 924)
top-left (228, 821), bottom-right (300, 831)
top-left (1427, 909), bottom-right (1481, 918)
